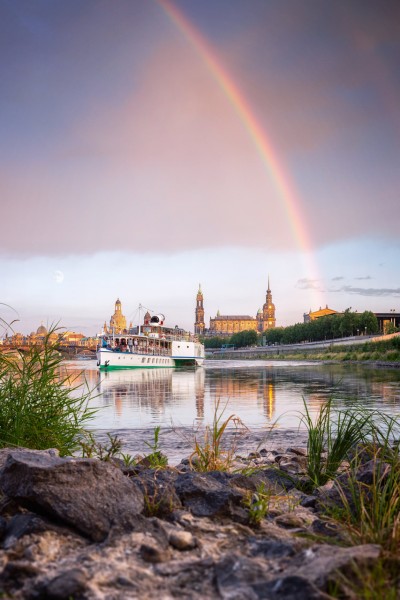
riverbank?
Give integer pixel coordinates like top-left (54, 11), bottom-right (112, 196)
top-left (94, 426), bottom-right (310, 466)
top-left (0, 442), bottom-right (396, 599)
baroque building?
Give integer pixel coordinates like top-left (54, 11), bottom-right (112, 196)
top-left (194, 284), bottom-right (205, 335)
top-left (195, 279), bottom-right (276, 336)
top-left (303, 306), bottom-right (338, 323)
top-left (103, 298), bottom-right (128, 334)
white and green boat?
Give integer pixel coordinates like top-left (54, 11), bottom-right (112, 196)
top-left (96, 314), bottom-right (204, 370)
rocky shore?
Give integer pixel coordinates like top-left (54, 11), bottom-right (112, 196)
top-left (0, 446), bottom-right (391, 599)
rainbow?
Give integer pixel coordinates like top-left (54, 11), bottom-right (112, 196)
top-left (157, 0), bottom-right (322, 303)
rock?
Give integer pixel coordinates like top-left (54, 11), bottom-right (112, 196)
top-left (286, 447), bottom-right (307, 457)
top-left (139, 543), bottom-right (170, 563)
top-left (168, 530), bottom-right (196, 551)
top-left (275, 512), bottom-right (312, 530)
top-left (33, 568), bottom-right (87, 600)
top-left (278, 456), bottom-right (307, 475)
top-left (3, 513), bottom-right (51, 549)
top-left (258, 575), bottom-right (332, 599)
top-left (0, 515), bottom-right (7, 541)
top-left (135, 469), bottom-right (182, 517)
top-left (215, 555), bottom-right (330, 599)
top-left (248, 537), bottom-right (295, 559)
top-left (300, 495), bottom-right (317, 509)
top-left (293, 544), bottom-right (381, 588)
top-left (311, 519), bottom-right (344, 540)
top-left (174, 471), bottom-right (243, 517)
top-left (0, 449), bottom-right (144, 542)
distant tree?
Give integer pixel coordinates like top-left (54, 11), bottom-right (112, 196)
top-left (229, 329), bottom-right (258, 348)
top-left (203, 336), bottom-right (230, 349)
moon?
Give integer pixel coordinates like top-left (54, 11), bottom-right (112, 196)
top-left (54, 270), bottom-right (64, 284)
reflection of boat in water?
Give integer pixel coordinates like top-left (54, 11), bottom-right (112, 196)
top-left (97, 313), bottom-right (204, 370)
top-left (99, 367), bottom-right (204, 395)
top-left (98, 367), bottom-right (205, 418)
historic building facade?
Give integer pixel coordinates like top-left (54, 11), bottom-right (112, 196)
top-left (195, 279), bottom-right (277, 336)
top-left (103, 298), bottom-right (129, 334)
top-left (303, 306), bottom-right (339, 323)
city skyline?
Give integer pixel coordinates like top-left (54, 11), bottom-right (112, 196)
top-left (1, 1), bottom-right (399, 335)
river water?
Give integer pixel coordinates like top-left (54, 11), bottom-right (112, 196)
top-left (67, 359), bottom-right (400, 464)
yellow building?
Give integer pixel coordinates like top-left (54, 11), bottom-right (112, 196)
top-left (303, 305), bottom-right (339, 323)
top-left (209, 312), bottom-right (258, 335)
top-left (103, 299), bottom-right (128, 334)
top-left (198, 278), bottom-right (277, 336)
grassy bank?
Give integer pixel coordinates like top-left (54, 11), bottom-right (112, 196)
top-left (211, 336), bottom-right (400, 365)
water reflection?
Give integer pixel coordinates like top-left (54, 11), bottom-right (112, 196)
top-left (64, 360), bottom-right (400, 431)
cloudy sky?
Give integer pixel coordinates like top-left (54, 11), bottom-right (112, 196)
top-left (1, 0), bottom-right (399, 335)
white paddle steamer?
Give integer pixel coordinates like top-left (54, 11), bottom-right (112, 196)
top-left (97, 313), bottom-right (204, 370)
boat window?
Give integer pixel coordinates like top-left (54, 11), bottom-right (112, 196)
top-left (142, 358), bottom-right (145, 363)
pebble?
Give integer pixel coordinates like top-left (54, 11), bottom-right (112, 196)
top-left (168, 530), bottom-right (196, 551)
top-left (139, 544), bottom-right (170, 563)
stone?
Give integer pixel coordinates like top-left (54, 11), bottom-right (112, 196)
top-left (0, 515), bottom-right (7, 541)
top-left (275, 512), bottom-right (312, 530)
top-left (168, 530), bottom-right (196, 551)
top-left (139, 543), bottom-right (170, 563)
top-left (286, 447), bottom-right (307, 457)
top-left (33, 568), bottom-right (87, 600)
top-left (248, 538), bottom-right (295, 559)
top-left (293, 544), bottom-right (381, 588)
top-left (174, 471), bottom-right (244, 517)
top-left (3, 513), bottom-right (51, 549)
top-left (0, 449), bottom-right (144, 542)
top-left (257, 575), bottom-right (332, 599)
top-left (135, 469), bottom-right (182, 517)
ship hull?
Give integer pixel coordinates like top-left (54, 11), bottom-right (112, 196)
top-left (97, 344), bottom-right (204, 370)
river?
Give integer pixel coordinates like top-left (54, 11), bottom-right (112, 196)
top-left (66, 359), bottom-right (400, 464)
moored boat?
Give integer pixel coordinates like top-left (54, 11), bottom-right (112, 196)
top-left (96, 313), bottom-right (204, 370)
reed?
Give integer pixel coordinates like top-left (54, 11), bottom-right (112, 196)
top-left (190, 399), bottom-right (247, 471)
top-left (332, 414), bottom-right (400, 552)
top-left (302, 398), bottom-right (373, 487)
top-left (0, 329), bottom-right (95, 456)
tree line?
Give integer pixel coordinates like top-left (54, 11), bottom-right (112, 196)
top-left (201, 310), bottom-right (380, 349)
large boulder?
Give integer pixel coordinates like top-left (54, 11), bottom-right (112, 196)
top-left (0, 450), bottom-right (144, 542)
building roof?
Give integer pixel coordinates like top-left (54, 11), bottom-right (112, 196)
top-left (211, 315), bottom-right (256, 321)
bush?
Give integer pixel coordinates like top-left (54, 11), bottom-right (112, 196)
top-left (0, 332), bottom-right (95, 455)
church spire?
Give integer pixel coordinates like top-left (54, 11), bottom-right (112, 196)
top-left (194, 284), bottom-right (205, 335)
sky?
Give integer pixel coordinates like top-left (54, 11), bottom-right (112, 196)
top-left (1, 0), bottom-right (399, 335)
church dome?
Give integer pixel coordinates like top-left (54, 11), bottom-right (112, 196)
top-left (36, 324), bottom-right (47, 335)
top-left (257, 308), bottom-right (262, 314)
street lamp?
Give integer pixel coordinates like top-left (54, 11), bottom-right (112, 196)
top-left (365, 326), bottom-right (367, 336)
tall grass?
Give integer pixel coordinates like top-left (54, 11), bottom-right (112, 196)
top-left (190, 399), bottom-right (247, 471)
top-left (302, 398), bottom-right (373, 487)
top-left (332, 414), bottom-right (400, 552)
top-left (0, 331), bottom-right (95, 455)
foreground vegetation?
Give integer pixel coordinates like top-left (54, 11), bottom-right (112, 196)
top-left (0, 332), bottom-right (95, 455)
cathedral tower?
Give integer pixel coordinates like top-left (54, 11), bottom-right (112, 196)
top-left (194, 284), bottom-right (205, 335)
top-left (258, 276), bottom-right (276, 332)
